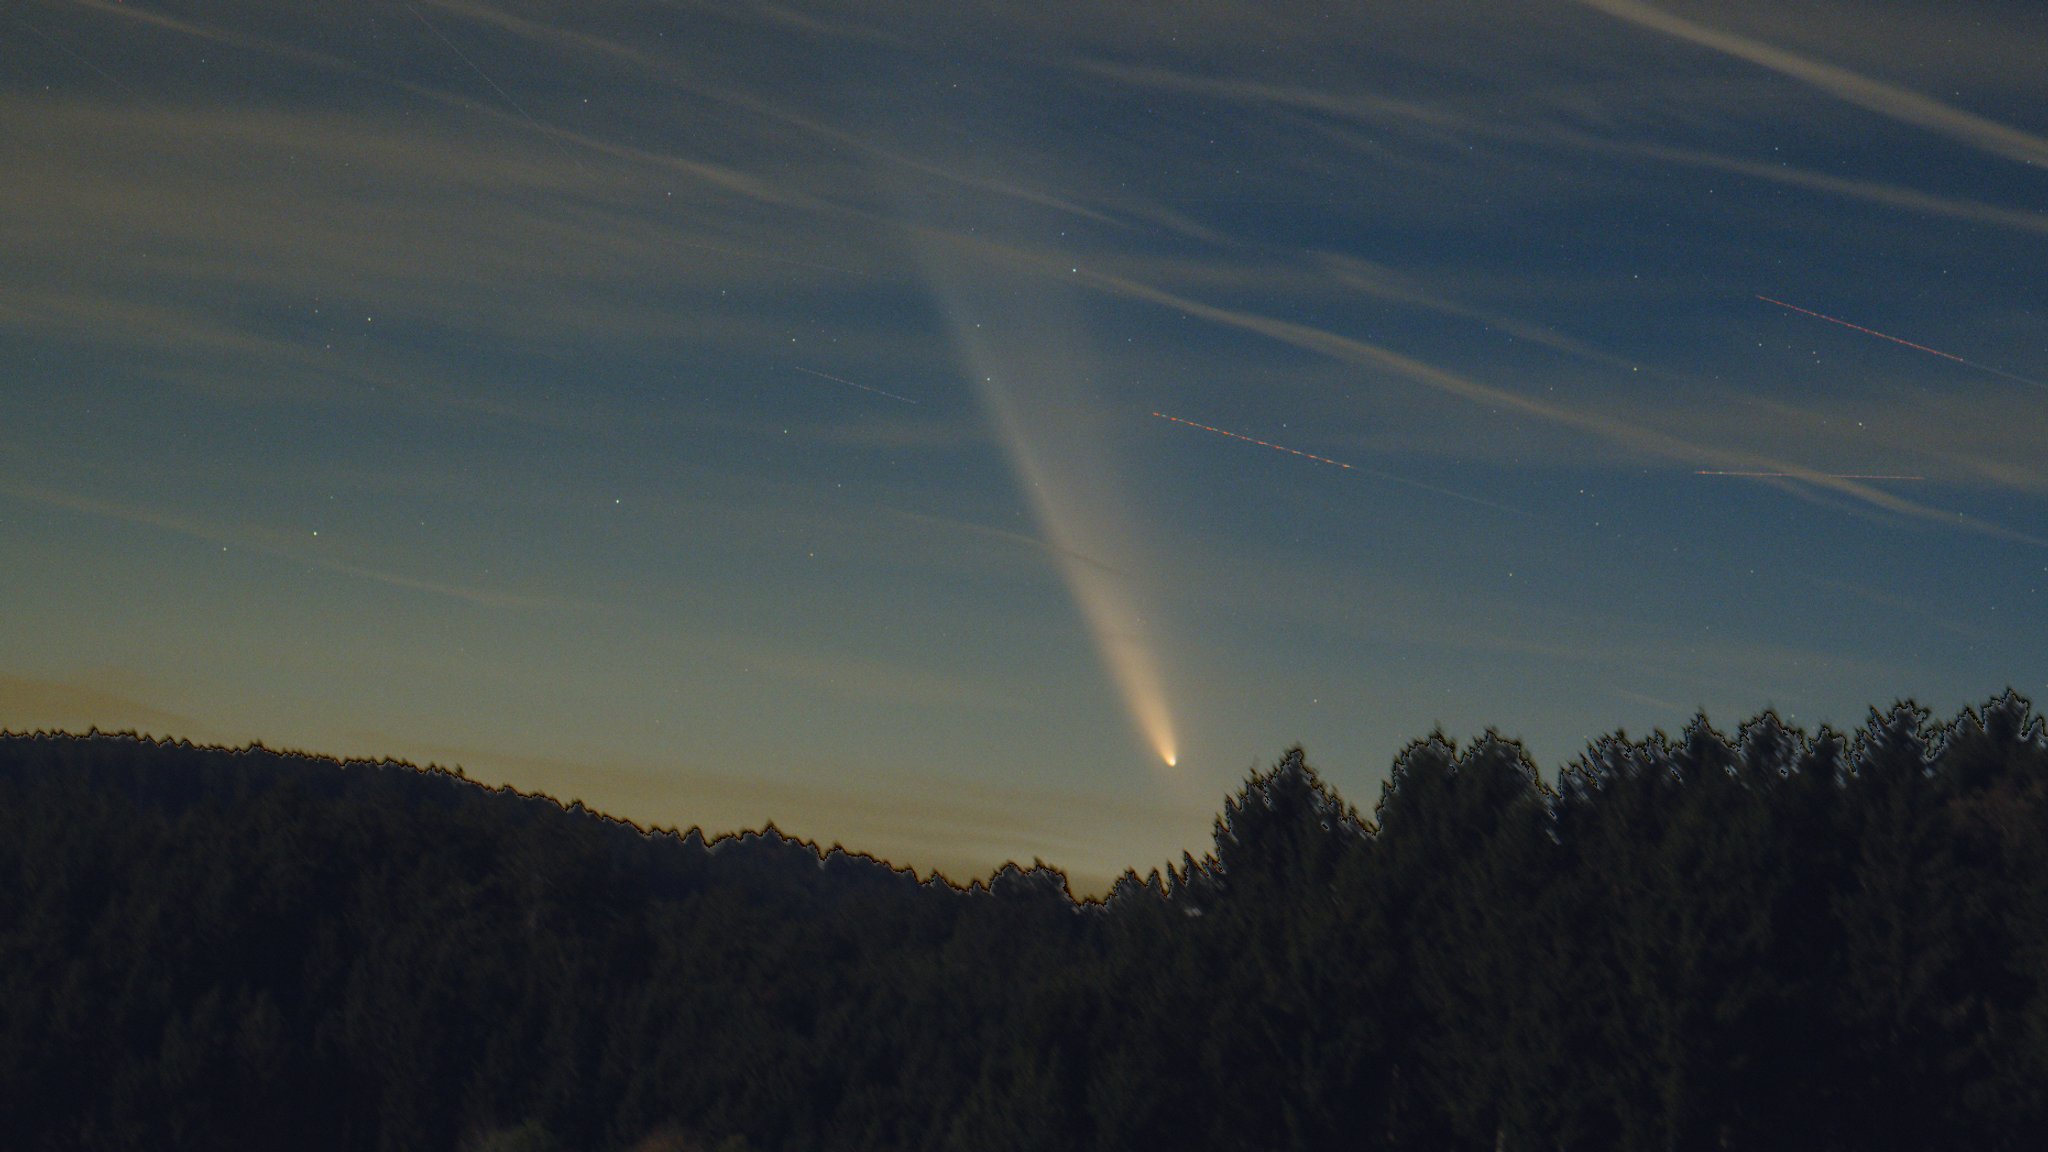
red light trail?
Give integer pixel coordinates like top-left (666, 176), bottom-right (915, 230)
top-left (792, 366), bottom-right (918, 404)
top-left (1757, 295), bottom-right (2044, 390)
top-left (1152, 412), bottom-right (1357, 470)
top-left (1151, 412), bottom-right (1526, 515)
top-left (1757, 295), bottom-right (1969, 363)
top-left (1695, 470), bottom-right (1923, 480)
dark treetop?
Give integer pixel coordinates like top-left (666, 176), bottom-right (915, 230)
top-left (5, 691), bottom-right (2048, 1151)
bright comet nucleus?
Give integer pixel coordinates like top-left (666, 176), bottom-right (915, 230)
top-left (913, 225), bottom-right (1182, 775)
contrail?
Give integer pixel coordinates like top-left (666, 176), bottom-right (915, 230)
top-left (1758, 295), bottom-right (2046, 391)
top-left (1697, 469), bottom-right (1923, 480)
top-left (1153, 412), bottom-right (1527, 516)
top-left (792, 366), bottom-right (918, 404)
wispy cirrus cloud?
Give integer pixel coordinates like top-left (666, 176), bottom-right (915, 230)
top-left (914, 228), bottom-right (2046, 546)
top-left (51, 0), bottom-right (362, 73)
top-left (0, 481), bottom-right (583, 610)
top-left (1568, 0), bottom-right (2048, 169)
top-left (416, 0), bottom-right (1137, 231)
top-left (1604, 140), bottom-right (2048, 236)
top-left (1085, 58), bottom-right (2048, 240)
top-left (1311, 252), bottom-right (1659, 377)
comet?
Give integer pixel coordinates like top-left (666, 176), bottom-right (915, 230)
top-left (915, 236), bottom-right (1182, 773)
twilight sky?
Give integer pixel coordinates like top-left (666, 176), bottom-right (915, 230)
top-left (3, 0), bottom-right (2044, 893)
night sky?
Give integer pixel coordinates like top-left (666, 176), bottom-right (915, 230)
top-left (4, 0), bottom-right (2044, 893)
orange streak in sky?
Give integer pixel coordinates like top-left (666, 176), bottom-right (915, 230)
top-left (1756, 295), bottom-right (1973, 364)
top-left (1152, 411), bottom-right (1356, 470)
top-left (1757, 295), bottom-right (2047, 391)
top-left (1151, 412), bottom-right (1528, 515)
top-left (1696, 469), bottom-right (1924, 480)
top-left (792, 366), bottom-right (918, 404)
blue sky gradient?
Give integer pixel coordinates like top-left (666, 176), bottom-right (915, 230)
top-left (3, 0), bottom-right (2043, 891)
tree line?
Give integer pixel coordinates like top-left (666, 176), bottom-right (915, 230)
top-left (3, 692), bottom-right (2046, 1151)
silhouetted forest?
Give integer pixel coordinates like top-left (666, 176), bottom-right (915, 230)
top-left (5, 693), bottom-right (2048, 1151)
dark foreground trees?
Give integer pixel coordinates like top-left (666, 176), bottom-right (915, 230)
top-left (4, 692), bottom-right (2047, 1151)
